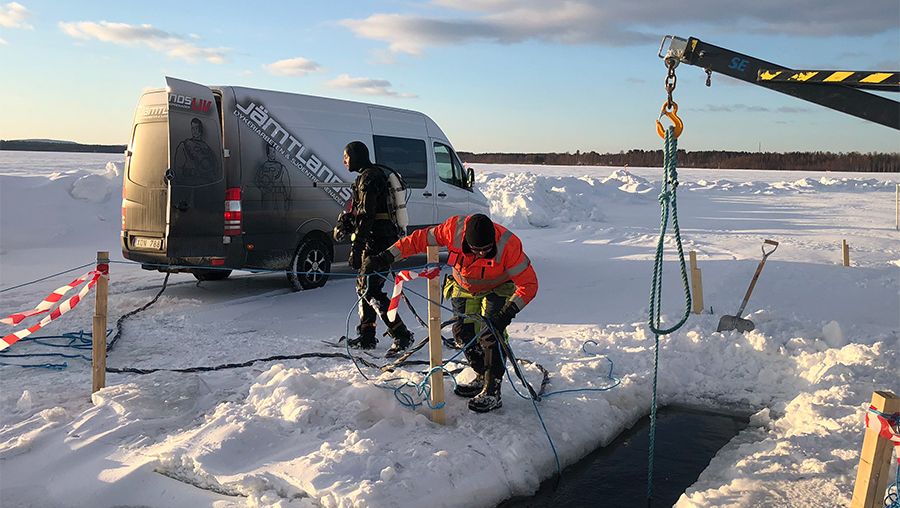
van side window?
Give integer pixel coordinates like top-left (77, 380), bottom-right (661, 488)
top-left (434, 142), bottom-right (467, 190)
top-left (451, 149), bottom-right (471, 191)
top-left (373, 135), bottom-right (427, 189)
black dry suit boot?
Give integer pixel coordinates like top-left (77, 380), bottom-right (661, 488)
top-left (453, 372), bottom-right (485, 398)
top-left (384, 323), bottom-right (413, 358)
top-left (468, 373), bottom-right (502, 413)
top-left (347, 324), bottom-right (377, 350)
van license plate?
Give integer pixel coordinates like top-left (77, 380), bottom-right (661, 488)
top-left (133, 237), bottom-right (162, 250)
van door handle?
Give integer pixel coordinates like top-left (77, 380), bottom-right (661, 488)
top-left (437, 192), bottom-right (447, 198)
top-left (423, 192), bottom-right (432, 197)
top-left (175, 201), bottom-right (189, 212)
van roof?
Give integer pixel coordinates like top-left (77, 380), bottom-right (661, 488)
top-left (225, 85), bottom-right (450, 142)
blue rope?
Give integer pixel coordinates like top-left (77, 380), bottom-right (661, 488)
top-left (0, 330), bottom-right (111, 369)
top-left (392, 366), bottom-right (459, 410)
top-left (393, 275), bottom-right (623, 482)
top-left (540, 340), bottom-right (621, 398)
top-left (371, 280), bottom-right (567, 478)
top-left (646, 125), bottom-right (692, 505)
top-left (338, 269), bottom-right (463, 411)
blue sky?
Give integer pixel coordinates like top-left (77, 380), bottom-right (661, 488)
top-left (1, 0), bottom-right (898, 153)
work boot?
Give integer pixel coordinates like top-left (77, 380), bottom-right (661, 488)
top-left (453, 372), bottom-right (484, 398)
top-left (347, 324), bottom-right (377, 350)
top-left (384, 323), bottom-right (413, 358)
top-left (468, 374), bottom-right (502, 413)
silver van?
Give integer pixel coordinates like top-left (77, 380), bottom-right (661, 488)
top-left (121, 77), bottom-right (489, 289)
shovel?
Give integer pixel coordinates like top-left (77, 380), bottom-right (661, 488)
top-left (716, 239), bottom-right (779, 333)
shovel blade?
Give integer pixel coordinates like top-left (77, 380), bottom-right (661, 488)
top-left (716, 315), bottom-right (756, 333)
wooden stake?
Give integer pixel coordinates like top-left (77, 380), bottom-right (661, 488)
top-left (92, 251), bottom-right (109, 394)
top-left (689, 251), bottom-right (704, 315)
top-left (426, 246), bottom-right (445, 425)
top-left (842, 239), bottom-right (850, 267)
top-left (851, 391), bottom-right (899, 508)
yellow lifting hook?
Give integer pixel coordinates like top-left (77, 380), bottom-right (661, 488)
top-left (656, 101), bottom-right (684, 139)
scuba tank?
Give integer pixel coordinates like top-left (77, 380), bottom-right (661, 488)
top-left (374, 164), bottom-right (410, 237)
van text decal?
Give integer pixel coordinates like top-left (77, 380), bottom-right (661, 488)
top-left (169, 93), bottom-right (212, 114)
top-left (234, 100), bottom-right (351, 206)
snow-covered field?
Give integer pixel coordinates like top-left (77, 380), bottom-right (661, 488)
top-left (0, 151), bottom-right (898, 507)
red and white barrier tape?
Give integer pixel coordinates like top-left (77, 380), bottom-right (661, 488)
top-left (1, 271), bottom-right (99, 325)
top-left (866, 405), bottom-right (900, 465)
top-left (386, 267), bottom-right (442, 322)
top-left (2, 267), bottom-right (107, 351)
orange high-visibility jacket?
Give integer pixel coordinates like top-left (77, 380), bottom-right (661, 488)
top-left (388, 215), bottom-right (538, 310)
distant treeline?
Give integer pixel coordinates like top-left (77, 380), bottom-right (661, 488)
top-left (458, 150), bottom-right (900, 172)
top-left (0, 140), bottom-right (126, 154)
top-left (4, 139), bottom-right (898, 171)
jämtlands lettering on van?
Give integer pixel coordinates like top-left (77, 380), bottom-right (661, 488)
top-left (235, 100), bottom-right (352, 205)
top-left (142, 105), bottom-right (166, 119)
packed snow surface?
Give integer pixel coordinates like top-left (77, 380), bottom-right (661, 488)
top-left (0, 152), bottom-right (898, 507)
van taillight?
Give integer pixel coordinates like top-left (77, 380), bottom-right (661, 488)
top-left (121, 185), bottom-right (127, 231)
top-left (224, 187), bottom-right (242, 235)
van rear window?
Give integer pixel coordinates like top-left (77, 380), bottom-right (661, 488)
top-left (373, 135), bottom-right (427, 189)
top-left (127, 121), bottom-right (168, 188)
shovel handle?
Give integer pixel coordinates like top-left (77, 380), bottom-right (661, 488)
top-left (736, 240), bottom-right (779, 316)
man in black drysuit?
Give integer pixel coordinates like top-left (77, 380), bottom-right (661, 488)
top-left (338, 141), bottom-right (413, 357)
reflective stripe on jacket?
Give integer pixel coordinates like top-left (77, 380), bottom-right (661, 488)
top-left (388, 215), bottom-right (538, 309)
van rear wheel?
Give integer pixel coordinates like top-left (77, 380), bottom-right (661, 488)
top-left (287, 237), bottom-right (331, 291)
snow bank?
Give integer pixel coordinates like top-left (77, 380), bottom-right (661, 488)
top-left (685, 176), bottom-right (895, 194)
top-left (0, 161), bottom-right (121, 254)
top-left (476, 169), bottom-right (653, 228)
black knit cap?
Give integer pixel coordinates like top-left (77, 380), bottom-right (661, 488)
top-left (344, 141), bottom-right (371, 172)
top-left (465, 214), bottom-right (495, 252)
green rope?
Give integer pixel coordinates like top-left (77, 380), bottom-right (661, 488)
top-left (648, 126), bottom-right (692, 337)
top-left (646, 125), bottom-right (692, 506)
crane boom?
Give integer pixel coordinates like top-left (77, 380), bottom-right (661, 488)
top-left (659, 36), bottom-right (899, 130)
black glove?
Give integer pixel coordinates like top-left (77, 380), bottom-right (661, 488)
top-left (333, 211), bottom-right (353, 242)
top-left (363, 250), bottom-right (395, 274)
top-left (349, 244), bottom-right (363, 270)
top-left (483, 301), bottom-right (519, 338)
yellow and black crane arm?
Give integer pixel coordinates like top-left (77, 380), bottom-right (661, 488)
top-left (658, 35), bottom-right (899, 130)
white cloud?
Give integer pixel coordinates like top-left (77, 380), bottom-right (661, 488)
top-left (0, 2), bottom-right (32, 29)
top-left (343, 0), bottom-right (900, 55)
top-left (326, 74), bottom-right (416, 98)
top-left (263, 57), bottom-right (321, 76)
top-left (0, 36), bottom-right (7, 45)
top-left (58, 21), bottom-right (228, 64)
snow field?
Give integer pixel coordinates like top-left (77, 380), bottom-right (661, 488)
top-left (0, 152), bottom-right (898, 507)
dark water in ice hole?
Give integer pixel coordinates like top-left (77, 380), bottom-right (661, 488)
top-left (499, 406), bottom-right (750, 508)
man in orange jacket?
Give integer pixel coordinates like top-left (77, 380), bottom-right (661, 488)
top-left (365, 214), bottom-right (538, 413)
